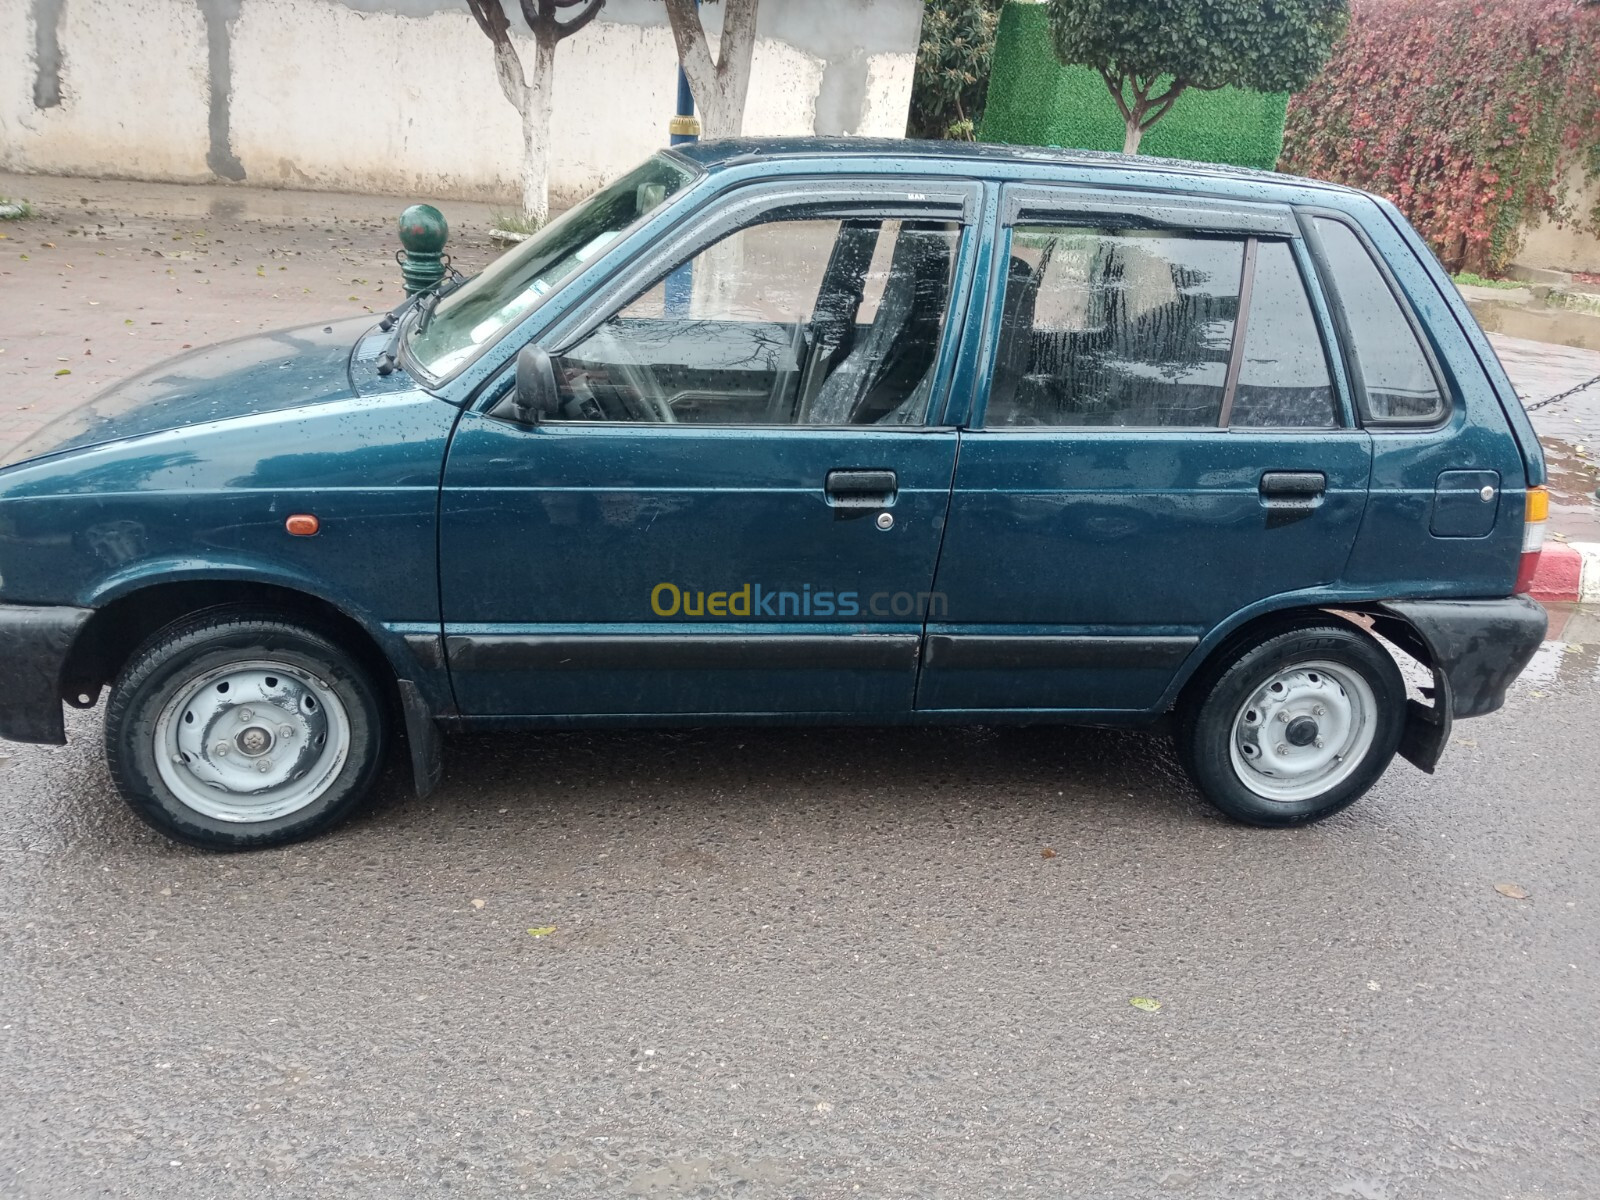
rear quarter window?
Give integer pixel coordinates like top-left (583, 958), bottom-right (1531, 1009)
top-left (1229, 240), bottom-right (1337, 429)
top-left (1312, 217), bottom-right (1445, 424)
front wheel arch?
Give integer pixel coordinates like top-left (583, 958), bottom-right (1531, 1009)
top-left (62, 580), bottom-right (403, 718)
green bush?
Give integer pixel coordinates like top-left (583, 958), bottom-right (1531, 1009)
top-left (978, 1), bottom-right (1289, 171)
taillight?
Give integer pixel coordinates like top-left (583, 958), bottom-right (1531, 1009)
top-left (1513, 485), bottom-right (1548, 594)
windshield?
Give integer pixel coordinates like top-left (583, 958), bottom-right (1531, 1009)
top-left (404, 153), bottom-right (698, 381)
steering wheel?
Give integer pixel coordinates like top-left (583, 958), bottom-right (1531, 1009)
top-left (585, 325), bottom-right (676, 423)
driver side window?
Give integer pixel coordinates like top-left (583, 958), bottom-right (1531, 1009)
top-left (548, 216), bottom-right (962, 426)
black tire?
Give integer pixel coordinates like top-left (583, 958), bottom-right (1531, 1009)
top-left (105, 608), bottom-right (387, 849)
top-left (1176, 618), bottom-right (1406, 827)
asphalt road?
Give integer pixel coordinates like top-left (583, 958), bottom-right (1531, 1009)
top-left (2, 623), bottom-right (1598, 1199)
top-left (4, 172), bottom-right (1600, 1198)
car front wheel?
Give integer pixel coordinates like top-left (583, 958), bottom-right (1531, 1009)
top-left (1177, 619), bottom-right (1407, 827)
top-left (105, 609), bottom-right (386, 849)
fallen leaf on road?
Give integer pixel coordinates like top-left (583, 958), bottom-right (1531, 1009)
top-left (1041, 846), bottom-right (1057, 859)
top-left (471, 898), bottom-right (485, 909)
top-left (54, 368), bottom-right (70, 376)
top-left (527, 925), bottom-right (557, 938)
top-left (1129, 997), bottom-right (1161, 1013)
top-left (1494, 883), bottom-right (1530, 900)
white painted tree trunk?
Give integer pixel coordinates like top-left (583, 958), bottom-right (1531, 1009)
top-left (518, 37), bottom-right (558, 226)
top-left (1123, 118), bottom-right (1143, 156)
top-left (665, 0), bottom-right (759, 141)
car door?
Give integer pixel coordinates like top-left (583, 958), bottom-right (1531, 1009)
top-left (439, 179), bottom-right (979, 717)
top-left (919, 185), bottom-right (1373, 713)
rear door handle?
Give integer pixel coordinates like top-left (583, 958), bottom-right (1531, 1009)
top-left (825, 468), bottom-right (897, 508)
top-left (1259, 471), bottom-right (1326, 506)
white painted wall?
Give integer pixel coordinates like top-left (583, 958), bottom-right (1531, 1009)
top-left (0, 0), bottom-right (921, 206)
top-left (2, 0), bottom-right (215, 181)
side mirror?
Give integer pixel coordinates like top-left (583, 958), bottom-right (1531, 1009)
top-left (509, 344), bottom-right (560, 424)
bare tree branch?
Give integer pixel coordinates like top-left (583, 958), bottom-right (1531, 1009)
top-left (552, 0), bottom-right (605, 41)
top-left (467, 0), bottom-right (529, 107)
top-left (467, 0), bottom-right (511, 44)
top-left (1099, 66), bottom-right (1133, 123)
top-left (664, 0), bottom-right (720, 102)
top-left (715, 0), bottom-right (758, 121)
top-left (1139, 80), bottom-right (1189, 129)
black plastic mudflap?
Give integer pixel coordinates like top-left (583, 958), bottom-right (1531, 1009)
top-left (1370, 597), bottom-right (1548, 774)
top-left (0, 604), bottom-right (94, 745)
top-left (397, 679), bottom-right (443, 798)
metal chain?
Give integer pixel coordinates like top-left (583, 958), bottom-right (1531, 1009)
top-left (1524, 372), bottom-right (1600, 412)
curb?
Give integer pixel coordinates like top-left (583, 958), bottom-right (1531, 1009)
top-left (1529, 541), bottom-right (1600, 603)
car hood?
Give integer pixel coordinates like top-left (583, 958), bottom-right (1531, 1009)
top-left (2, 316), bottom-right (390, 468)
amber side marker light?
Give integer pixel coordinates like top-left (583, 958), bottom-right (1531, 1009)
top-left (1513, 486), bottom-right (1547, 594)
top-left (285, 514), bottom-right (320, 537)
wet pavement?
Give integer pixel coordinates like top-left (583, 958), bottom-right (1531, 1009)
top-left (2, 621), bottom-right (1599, 1198)
top-left (1491, 334), bottom-right (1600, 541)
top-left (4, 173), bottom-right (1600, 1198)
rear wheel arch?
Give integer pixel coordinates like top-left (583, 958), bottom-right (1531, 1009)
top-left (1169, 605), bottom-right (1381, 715)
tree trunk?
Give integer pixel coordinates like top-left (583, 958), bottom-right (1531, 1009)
top-left (518, 34), bottom-right (558, 226)
top-left (1122, 117), bottom-right (1143, 155)
top-left (664, 0), bottom-right (759, 140)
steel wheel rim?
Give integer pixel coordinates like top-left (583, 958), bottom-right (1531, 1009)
top-left (1228, 659), bottom-right (1377, 803)
top-left (153, 659), bottom-right (351, 823)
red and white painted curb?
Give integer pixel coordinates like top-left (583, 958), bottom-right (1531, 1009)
top-left (1529, 541), bottom-right (1600, 603)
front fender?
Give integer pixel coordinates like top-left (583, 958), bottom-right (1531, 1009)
top-left (79, 558), bottom-right (450, 716)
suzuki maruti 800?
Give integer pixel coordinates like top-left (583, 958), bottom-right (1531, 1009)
top-left (0, 140), bottom-right (1549, 847)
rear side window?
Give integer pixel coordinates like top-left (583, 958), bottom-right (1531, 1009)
top-left (1312, 217), bottom-right (1444, 423)
top-left (986, 226), bottom-right (1243, 427)
top-left (1229, 241), bottom-right (1337, 428)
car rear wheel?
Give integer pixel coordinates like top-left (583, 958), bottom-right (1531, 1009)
top-left (105, 609), bottom-right (386, 849)
top-left (1177, 620), bottom-right (1406, 827)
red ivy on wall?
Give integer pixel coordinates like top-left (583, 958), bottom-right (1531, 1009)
top-left (1281, 0), bottom-right (1600, 273)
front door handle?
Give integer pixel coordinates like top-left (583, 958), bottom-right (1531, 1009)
top-left (825, 468), bottom-right (897, 509)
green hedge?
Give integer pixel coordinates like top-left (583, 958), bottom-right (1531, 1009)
top-left (978, 2), bottom-right (1289, 171)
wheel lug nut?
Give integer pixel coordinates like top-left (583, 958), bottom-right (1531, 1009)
top-left (239, 708), bottom-right (254, 722)
top-left (214, 742), bottom-right (229, 756)
top-left (256, 758), bottom-right (272, 773)
top-left (279, 725), bottom-right (295, 739)
top-left (1277, 711), bottom-right (1289, 722)
top-left (1314, 704), bottom-right (1325, 717)
top-left (1315, 737), bottom-right (1325, 749)
top-left (1276, 743), bottom-right (1289, 755)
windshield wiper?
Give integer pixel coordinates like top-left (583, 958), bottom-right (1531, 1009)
top-left (375, 272), bottom-right (468, 376)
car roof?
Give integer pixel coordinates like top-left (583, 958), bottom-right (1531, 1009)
top-left (670, 136), bottom-right (1361, 201)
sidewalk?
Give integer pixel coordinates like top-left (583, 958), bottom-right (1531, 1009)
top-left (0, 171), bottom-right (505, 451)
top-left (2, 171), bottom-right (1598, 595)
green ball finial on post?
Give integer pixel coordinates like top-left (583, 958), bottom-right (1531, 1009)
top-left (397, 204), bottom-right (449, 295)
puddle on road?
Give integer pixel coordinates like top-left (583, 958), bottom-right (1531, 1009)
top-left (1520, 603), bottom-right (1600, 692)
top-left (1541, 436), bottom-right (1600, 541)
top-left (1489, 332), bottom-right (1600, 540)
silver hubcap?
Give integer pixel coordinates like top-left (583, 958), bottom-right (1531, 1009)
top-left (153, 660), bottom-right (351, 823)
top-left (1229, 660), bottom-right (1376, 803)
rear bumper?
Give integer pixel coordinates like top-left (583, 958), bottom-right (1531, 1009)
top-left (1378, 597), bottom-right (1547, 718)
top-left (0, 604), bottom-right (93, 745)
top-left (1371, 596), bottom-right (1547, 772)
